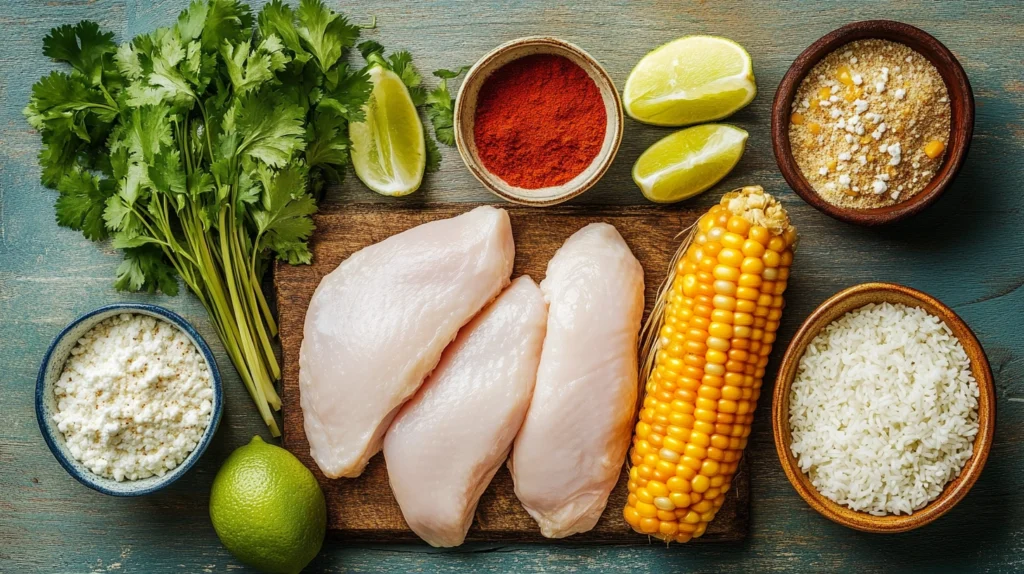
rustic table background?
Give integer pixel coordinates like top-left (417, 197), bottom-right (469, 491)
top-left (2, 1), bottom-right (1022, 572)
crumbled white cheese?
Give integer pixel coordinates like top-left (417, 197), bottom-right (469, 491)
top-left (838, 152), bottom-right (852, 161)
top-left (838, 174), bottom-right (852, 187)
top-left (887, 143), bottom-right (902, 166)
top-left (894, 88), bottom-right (906, 100)
top-left (872, 179), bottom-right (888, 195)
top-left (854, 99), bottom-right (869, 113)
top-left (52, 314), bottom-right (214, 482)
top-left (819, 166), bottom-right (829, 176)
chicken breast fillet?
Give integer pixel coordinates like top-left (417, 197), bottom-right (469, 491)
top-left (510, 223), bottom-right (645, 538)
top-left (383, 276), bottom-right (548, 547)
top-left (300, 206), bottom-right (515, 478)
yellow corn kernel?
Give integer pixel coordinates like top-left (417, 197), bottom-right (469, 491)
top-left (925, 139), bottom-right (946, 159)
top-left (625, 187), bottom-right (794, 544)
top-left (826, 159), bottom-right (838, 171)
top-left (808, 122), bottom-right (821, 135)
top-left (817, 86), bottom-right (831, 100)
top-left (790, 112), bottom-right (805, 125)
top-left (837, 65), bottom-right (853, 86)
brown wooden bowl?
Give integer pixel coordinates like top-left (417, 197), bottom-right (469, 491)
top-left (454, 37), bottom-right (623, 206)
top-left (772, 282), bottom-right (995, 532)
top-left (771, 20), bottom-right (974, 226)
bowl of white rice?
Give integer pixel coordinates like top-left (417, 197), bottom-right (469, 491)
top-left (772, 282), bottom-right (994, 532)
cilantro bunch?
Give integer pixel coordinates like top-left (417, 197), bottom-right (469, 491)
top-left (24, 0), bottom-right (409, 436)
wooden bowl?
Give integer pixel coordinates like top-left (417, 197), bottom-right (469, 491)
top-left (454, 37), bottom-right (623, 206)
top-left (772, 282), bottom-right (995, 532)
top-left (771, 20), bottom-right (974, 225)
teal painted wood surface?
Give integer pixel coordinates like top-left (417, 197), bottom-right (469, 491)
top-left (2, 1), bottom-right (1022, 571)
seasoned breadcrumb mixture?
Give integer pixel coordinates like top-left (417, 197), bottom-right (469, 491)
top-left (53, 313), bottom-right (213, 481)
top-left (789, 39), bottom-right (950, 209)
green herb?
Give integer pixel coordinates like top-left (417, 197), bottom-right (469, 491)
top-left (25, 0), bottom-right (432, 436)
top-left (426, 66), bottom-right (470, 146)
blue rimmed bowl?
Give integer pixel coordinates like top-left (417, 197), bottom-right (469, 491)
top-left (36, 303), bottom-right (223, 496)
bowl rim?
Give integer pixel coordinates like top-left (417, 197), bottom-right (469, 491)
top-left (454, 35), bottom-right (624, 206)
top-left (35, 303), bottom-right (223, 496)
top-left (770, 19), bottom-right (975, 226)
top-left (772, 282), bottom-right (995, 532)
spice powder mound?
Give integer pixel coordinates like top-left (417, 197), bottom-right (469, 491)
top-left (474, 54), bottom-right (607, 189)
top-left (789, 39), bottom-right (951, 209)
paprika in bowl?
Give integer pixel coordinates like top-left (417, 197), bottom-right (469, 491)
top-left (454, 37), bottom-right (624, 206)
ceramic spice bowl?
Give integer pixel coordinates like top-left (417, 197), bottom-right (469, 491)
top-left (772, 282), bottom-right (995, 532)
top-left (771, 20), bottom-right (975, 225)
top-left (36, 303), bottom-right (223, 496)
top-left (454, 36), bottom-right (624, 206)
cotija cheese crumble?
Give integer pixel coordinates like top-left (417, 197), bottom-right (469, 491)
top-left (53, 313), bottom-right (214, 481)
top-left (789, 39), bottom-right (951, 209)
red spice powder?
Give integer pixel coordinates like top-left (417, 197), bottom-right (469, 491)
top-left (473, 54), bottom-right (607, 189)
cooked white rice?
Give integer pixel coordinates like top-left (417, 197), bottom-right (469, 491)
top-left (788, 302), bottom-right (979, 516)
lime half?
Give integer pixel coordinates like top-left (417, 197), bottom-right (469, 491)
top-left (624, 36), bottom-right (756, 126)
top-left (633, 124), bottom-right (748, 204)
top-left (350, 66), bottom-right (426, 196)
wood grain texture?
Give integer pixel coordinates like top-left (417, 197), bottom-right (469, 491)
top-left (1, 1), bottom-right (1022, 572)
top-left (274, 204), bottom-right (749, 543)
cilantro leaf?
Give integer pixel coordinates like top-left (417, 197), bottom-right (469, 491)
top-left (424, 135), bottom-right (441, 174)
top-left (42, 21), bottom-right (117, 86)
top-left (387, 51), bottom-right (425, 105)
top-left (319, 64), bottom-right (371, 122)
top-left (434, 66), bottom-right (470, 80)
top-left (235, 91), bottom-right (307, 167)
top-left (305, 107), bottom-right (351, 169)
top-left (357, 40), bottom-right (384, 59)
top-left (53, 168), bottom-right (113, 240)
top-left (295, 0), bottom-right (360, 73)
top-left (258, 0), bottom-right (307, 61)
top-left (221, 36), bottom-right (291, 95)
top-left (425, 66), bottom-right (468, 146)
top-left (201, 0), bottom-right (253, 52)
top-left (175, 0), bottom-right (209, 41)
top-left (114, 245), bottom-right (179, 295)
top-left (252, 164), bottom-right (317, 264)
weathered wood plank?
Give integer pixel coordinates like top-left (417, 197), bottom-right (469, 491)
top-left (1, 0), bottom-right (1022, 572)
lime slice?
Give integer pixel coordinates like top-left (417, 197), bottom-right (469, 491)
top-left (624, 36), bottom-right (756, 126)
top-left (350, 66), bottom-right (426, 196)
top-left (633, 124), bottom-right (748, 204)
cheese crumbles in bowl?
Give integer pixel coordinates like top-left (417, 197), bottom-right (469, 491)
top-left (36, 304), bottom-right (223, 496)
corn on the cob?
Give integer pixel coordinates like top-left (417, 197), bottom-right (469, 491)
top-left (623, 186), bottom-right (796, 542)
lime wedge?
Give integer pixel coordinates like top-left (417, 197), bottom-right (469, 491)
top-left (624, 36), bottom-right (756, 126)
top-left (633, 124), bottom-right (748, 203)
top-left (350, 66), bottom-right (426, 196)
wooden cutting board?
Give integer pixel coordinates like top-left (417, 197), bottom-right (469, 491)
top-left (275, 203), bottom-right (750, 543)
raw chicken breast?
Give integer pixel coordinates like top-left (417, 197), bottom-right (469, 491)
top-left (384, 276), bottom-right (548, 547)
top-left (510, 223), bottom-right (644, 538)
top-left (300, 206), bottom-right (515, 478)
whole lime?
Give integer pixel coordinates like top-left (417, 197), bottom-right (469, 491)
top-left (210, 436), bottom-right (326, 574)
